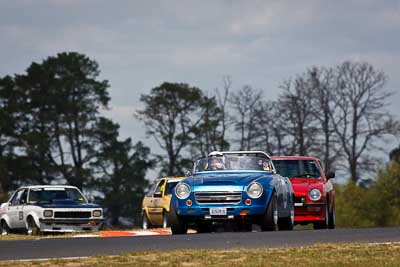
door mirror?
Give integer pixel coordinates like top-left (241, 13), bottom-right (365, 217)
top-left (326, 171), bottom-right (335, 179)
top-left (185, 170), bottom-right (192, 177)
top-left (153, 192), bottom-right (162, 198)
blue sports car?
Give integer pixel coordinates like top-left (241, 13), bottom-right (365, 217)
top-left (169, 151), bottom-right (295, 234)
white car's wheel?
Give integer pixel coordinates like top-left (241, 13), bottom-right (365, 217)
top-left (27, 217), bottom-right (40, 235)
top-left (0, 221), bottom-right (10, 235)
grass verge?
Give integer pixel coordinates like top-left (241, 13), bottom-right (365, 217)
top-left (0, 242), bottom-right (399, 267)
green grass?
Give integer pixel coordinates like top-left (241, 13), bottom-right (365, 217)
top-left (1, 242), bottom-right (399, 267)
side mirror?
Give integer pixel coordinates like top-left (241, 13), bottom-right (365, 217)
top-left (153, 192), bottom-right (162, 198)
top-left (326, 171), bottom-right (335, 179)
top-left (185, 170), bottom-right (192, 177)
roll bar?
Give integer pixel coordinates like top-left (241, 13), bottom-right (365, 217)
top-left (208, 151), bottom-right (272, 160)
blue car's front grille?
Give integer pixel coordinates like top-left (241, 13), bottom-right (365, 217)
top-left (194, 192), bottom-right (242, 204)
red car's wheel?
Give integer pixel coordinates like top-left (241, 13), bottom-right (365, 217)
top-left (313, 203), bottom-right (329, 230)
top-left (328, 206), bottom-right (336, 229)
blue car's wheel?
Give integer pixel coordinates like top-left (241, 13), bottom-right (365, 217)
top-left (278, 205), bottom-right (294, 231)
top-left (260, 193), bottom-right (278, 231)
top-left (168, 202), bottom-right (188, 235)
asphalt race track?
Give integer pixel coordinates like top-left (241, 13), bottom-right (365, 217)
top-left (0, 227), bottom-right (400, 261)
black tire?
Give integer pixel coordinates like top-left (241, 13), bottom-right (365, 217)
top-left (260, 193), bottom-right (278, 231)
top-left (168, 202), bottom-right (188, 235)
top-left (142, 212), bottom-right (150, 230)
top-left (313, 203), bottom-right (328, 230)
top-left (0, 220), bottom-right (10, 235)
top-left (328, 207), bottom-right (336, 229)
top-left (162, 211), bottom-right (168, 229)
top-left (278, 205), bottom-right (294, 231)
top-left (27, 217), bottom-right (40, 235)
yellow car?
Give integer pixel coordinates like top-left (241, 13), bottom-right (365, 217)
top-left (142, 176), bottom-right (184, 229)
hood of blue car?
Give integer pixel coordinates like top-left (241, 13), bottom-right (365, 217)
top-left (187, 171), bottom-right (273, 186)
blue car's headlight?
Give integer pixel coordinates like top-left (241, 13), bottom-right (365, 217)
top-left (175, 183), bottom-right (191, 199)
top-left (247, 182), bottom-right (263, 199)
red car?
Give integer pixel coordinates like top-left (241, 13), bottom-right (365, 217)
top-left (271, 156), bottom-right (335, 229)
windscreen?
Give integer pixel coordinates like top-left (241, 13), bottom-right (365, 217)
top-left (164, 181), bottom-right (179, 195)
top-left (193, 155), bottom-right (273, 173)
top-left (273, 160), bottom-right (321, 178)
top-left (28, 188), bottom-right (87, 204)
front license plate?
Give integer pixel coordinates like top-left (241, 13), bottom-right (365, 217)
top-left (209, 208), bottom-right (227, 216)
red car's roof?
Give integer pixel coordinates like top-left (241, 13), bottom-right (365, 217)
top-left (271, 155), bottom-right (319, 161)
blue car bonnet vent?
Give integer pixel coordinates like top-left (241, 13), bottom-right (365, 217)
top-left (202, 180), bottom-right (237, 185)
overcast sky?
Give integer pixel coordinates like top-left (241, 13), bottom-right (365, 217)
top-left (1, 0), bottom-right (399, 160)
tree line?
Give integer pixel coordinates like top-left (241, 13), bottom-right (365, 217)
top-left (0, 52), bottom-right (154, 225)
top-left (137, 64), bottom-right (399, 184)
top-left (1, 52), bottom-right (399, 226)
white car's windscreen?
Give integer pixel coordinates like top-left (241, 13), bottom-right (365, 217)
top-left (28, 188), bottom-right (87, 204)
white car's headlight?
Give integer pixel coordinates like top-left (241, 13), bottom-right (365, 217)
top-left (43, 210), bottom-right (53, 217)
top-left (93, 210), bottom-right (102, 217)
top-left (247, 182), bottom-right (263, 199)
top-left (309, 189), bottom-right (322, 201)
top-left (175, 183), bottom-right (191, 199)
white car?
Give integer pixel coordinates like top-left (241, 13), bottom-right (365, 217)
top-left (0, 185), bottom-right (104, 235)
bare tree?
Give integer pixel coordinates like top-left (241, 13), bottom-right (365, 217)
top-left (215, 76), bottom-right (232, 151)
top-left (190, 95), bottom-right (222, 158)
top-left (230, 85), bottom-right (262, 150)
top-left (277, 77), bottom-right (318, 156)
top-left (309, 67), bottom-right (342, 171)
top-left (330, 61), bottom-right (397, 183)
top-left (253, 100), bottom-right (291, 155)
